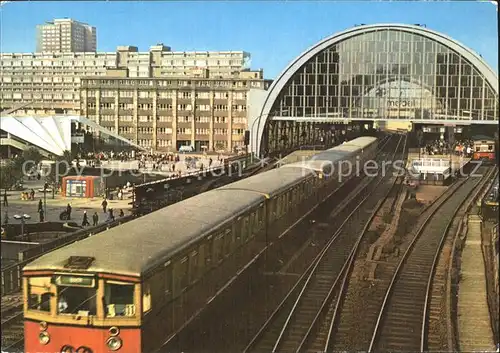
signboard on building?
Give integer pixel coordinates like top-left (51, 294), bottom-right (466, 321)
top-left (71, 133), bottom-right (84, 144)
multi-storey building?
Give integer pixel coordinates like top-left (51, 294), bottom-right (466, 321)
top-left (80, 76), bottom-right (272, 152)
top-left (36, 18), bottom-right (97, 53)
top-left (0, 45), bottom-right (256, 117)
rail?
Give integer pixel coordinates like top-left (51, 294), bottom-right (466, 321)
top-left (322, 160), bottom-right (407, 352)
top-left (1, 215), bottom-right (133, 296)
top-left (421, 167), bottom-right (495, 350)
top-left (368, 165), bottom-right (494, 352)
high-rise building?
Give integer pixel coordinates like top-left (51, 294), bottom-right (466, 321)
top-left (36, 18), bottom-right (97, 53)
top-left (0, 46), bottom-right (255, 116)
top-left (0, 44), bottom-right (268, 153)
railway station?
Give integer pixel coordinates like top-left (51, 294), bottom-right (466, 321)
top-left (1, 22), bottom-right (498, 353)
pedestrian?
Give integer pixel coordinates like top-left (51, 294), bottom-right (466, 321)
top-left (118, 190), bottom-right (122, 201)
top-left (119, 209), bottom-right (124, 217)
top-left (108, 208), bottom-right (115, 222)
top-left (3, 191), bottom-right (7, 207)
top-left (39, 209), bottom-right (44, 223)
top-left (92, 212), bottom-right (99, 226)
top-left (30, 189), bottom-right (35, 201)
top-left (66, 203), bottom-right (72, 220)
top-left (82, 211), bottom-right (90, 227)
top-left (102, 198), bottom-right (108, 213)
top-left (38, 199), bottom-right (43, 213)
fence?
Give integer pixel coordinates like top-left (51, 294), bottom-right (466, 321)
top-left (1, 215), bottom-right (134, 296)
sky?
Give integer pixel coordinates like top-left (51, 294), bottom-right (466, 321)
top-left (0, 1), bottom-right (498, 79)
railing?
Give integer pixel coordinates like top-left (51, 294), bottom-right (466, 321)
top-left (1, 215), bottom-right (134, 296)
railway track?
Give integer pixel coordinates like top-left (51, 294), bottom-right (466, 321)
top-left (242, 135), bottom-right (407, 353)
top-left (367, 166), bottom-right (494, 352)
top-left (160, 134), bottom-right (396, 352)
top-left (1, 302), bottom-right (24, 352)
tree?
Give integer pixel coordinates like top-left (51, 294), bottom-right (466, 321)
top-left (46, 150), bottom-right (73, 185)
top-left (22, 147), bottom-right (43, 166)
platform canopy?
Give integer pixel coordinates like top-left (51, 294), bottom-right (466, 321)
top-left (0, 115), bottom-right (144, 156)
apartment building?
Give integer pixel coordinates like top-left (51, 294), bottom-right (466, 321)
top-left (80, 76), bottom-right (272, 152)
top-left (0, 45), bottom-right (257, 117)
top-left (36, 18), bottom-right (97, 53)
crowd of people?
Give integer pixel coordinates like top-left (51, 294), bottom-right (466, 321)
top-left (78, 150), bottom-right (227, 178)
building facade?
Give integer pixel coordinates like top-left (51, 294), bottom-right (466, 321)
top-left (252, 24), bottom-right (499, 155)
top-left (0, 46), bottom-right (257, 117)
top-left (36, 18), bottom-right (97, 53)
top-left (80, 76), bottom-right (272, 152)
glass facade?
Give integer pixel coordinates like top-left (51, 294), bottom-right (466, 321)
top-left (270, 29), bottom-right (498, 122)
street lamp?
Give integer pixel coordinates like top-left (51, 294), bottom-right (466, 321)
top-left (13, 214), bottom-right (31, 237)
top-left (43, 182), bottom-right (48, 221)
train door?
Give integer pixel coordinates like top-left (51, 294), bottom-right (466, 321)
top-left (173, 256), bottom-right (189, 326)
top-left (163, 261), bottom-right (174, 334)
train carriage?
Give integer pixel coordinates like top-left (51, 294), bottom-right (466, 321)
top-left (23, 189), bottom-right (268, 353)
top-left (22, 136), bottom-right (379, 353)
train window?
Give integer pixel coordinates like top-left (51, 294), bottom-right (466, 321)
top-left (205, 236), bottom-right (213, 266)
top-left (104, 281), bottom-right (136, 317)
top-left (190, 250), bottom-right (199, 283)
top-left (27, 276), bottom-right (52, 312)
top-left (476, 147), bottom-right (481, 152)
top-left (488, 145), bottom-right (493, 151)
top-left (142, 283), bottom-right (151, 313)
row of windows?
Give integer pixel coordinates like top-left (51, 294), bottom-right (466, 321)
top-left (87, 103), bottom-right (248, 111)
top-left (84, 90), bottom-right (248, 99)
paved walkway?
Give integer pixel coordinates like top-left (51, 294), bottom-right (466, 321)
top-left (457, 215), bottom-right (495, 352)
top-left (1, 178), bottom-right (131, 227)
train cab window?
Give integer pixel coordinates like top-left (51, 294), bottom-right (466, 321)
top-left (476, 147), bottom-right (481, 152)
top-left (104, 281), bottom-right (136, 317)
top-left (57, 286), bottom-right (96, 316)
top-left (488, 145), bottom-right (493, 151)
top-left (28, 276), bottom-right (52, 313)
top-left (142, 283), bottom-right (151, 313)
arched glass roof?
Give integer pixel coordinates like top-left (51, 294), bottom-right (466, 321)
top-left (254, 24), bottom-right (499, 154)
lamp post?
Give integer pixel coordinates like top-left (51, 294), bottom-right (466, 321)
top-left (13, 214), bottom-right (31, 237)
top-left (43, 182), bottom-right (48, 221)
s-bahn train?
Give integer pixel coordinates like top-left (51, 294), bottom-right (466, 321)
top-left (22, 136), bottom-right (379, 353)
top-left (472, 138), bottom-right (496, 163)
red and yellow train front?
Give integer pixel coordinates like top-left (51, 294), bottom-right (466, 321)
top-left (23, 271), bottom-right (142, 353)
